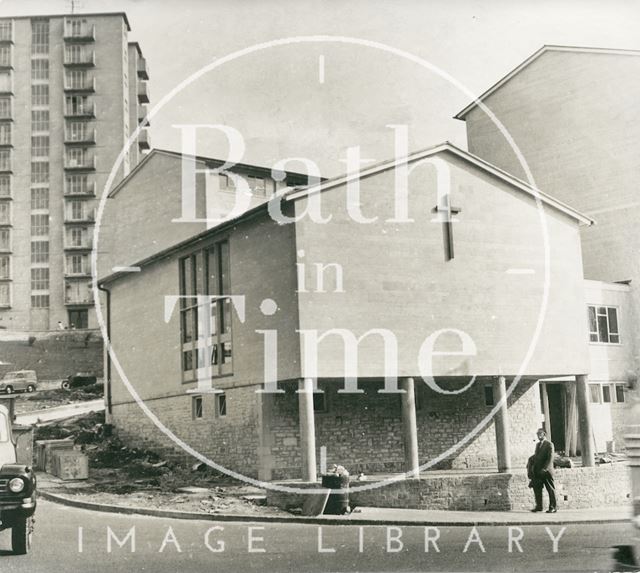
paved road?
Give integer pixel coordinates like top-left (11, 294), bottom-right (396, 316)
top-left (15, 399), bottom-right (104, 425)
top-left (0, 500), bottom-right (632, 572)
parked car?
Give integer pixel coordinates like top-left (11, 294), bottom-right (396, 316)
top-left (0, 371), bottom-right (38, 394)
top-left (0, 403), bottom-right (36, 554)
top-left (61, 372), bottom-right (97, 390)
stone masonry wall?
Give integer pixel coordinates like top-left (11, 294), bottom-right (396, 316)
top-left (270, 378), bottom-right (541, 479)
top-left (111, 384), bottom-right (260, 478)
top-left (267, 463), bottom-right (630, 512)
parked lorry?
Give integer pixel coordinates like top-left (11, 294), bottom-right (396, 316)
top-left (0, 402), bottom-right (36, 554)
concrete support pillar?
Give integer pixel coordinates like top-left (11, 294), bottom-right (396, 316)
top-left (493, 375), bottom-right (512, 473)
top-left (400, 377), bottom-right (420, 477)
top-left (575, 374), bottom-right (595, 467)
top-left (257, 392), bottom-right (275, 482)
top-left (540, 382), bottom-right (551, 440)
top-left (297, 378), bottom-right (317, 482)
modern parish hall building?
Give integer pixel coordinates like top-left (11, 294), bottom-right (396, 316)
top-left (0, 12), bottom-right (150, 332)
top-left (455, 44), bottom-right (640, 457)
top-left (98, 142), bottom-right (600, 482)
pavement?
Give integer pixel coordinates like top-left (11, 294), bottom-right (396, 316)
top-left (36, 472), bottom-right (632, 526)
top-left (15, 398), bottom-right (104, 425)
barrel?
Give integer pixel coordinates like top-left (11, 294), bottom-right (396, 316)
top-left (321, 474), bottom-right (349, 515)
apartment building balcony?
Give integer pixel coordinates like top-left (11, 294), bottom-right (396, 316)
top-left (64, 102), bottom-right (95, 118)
top-left (63, 50), bottom-right (96, 67)
top-left (138, 104), bottom-right (150, 126)
top-left (137, 55), bottom-right (149, 79)
top-left (64, 154), bottom-right (96, 171)
top-left (64, 209), bottom-right (96, 225)
top-left (64, 281), bottom-right (92, 305)
top-left (137, 81), bottom-right (150, 103)
top-left (64, 180), bottom-right (96, 197)
top-left (63, 238), bottom-right (93, 251)
top-left (63, 22), bottom-right (96, 42)
top-left (64, 76), bottom-right (96, 93)
top-left (0, 24), bottom-right (14, 44)
top-left (64, 256), bottom-right (91, 277)
top-left (64, 127), bottom-right (96, 145)
top-left (138, 128), bottom-right (150, 150)
top-left (64, 269), bottom-right (91, 279)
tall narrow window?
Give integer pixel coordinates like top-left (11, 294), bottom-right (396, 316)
top-left (0, 202), bottom-right (9, 225)
top-left (0, 21), bottom-right (12, 43)
top-left (0, 97), bottom-right (10, 119)
top-left (0, 45), bottom-right (11, 67)
top-left (0, 255), bottom-right (9, 279)
top-left (30, 267), bottom-right (49, 290)
top-left (0, 149), bottom-right (10, 171)
top-left (0, 175), bottom-right (9, 197)
top-left (30, 240), bottom-right (49, 263)
top-left (0, 123), bottom-right (11, 145)
top-left (31, 110), bottom-right (49, 131)
top-left (0, 283), bottom-right (9, 306)
top-left (178, 240), bottom-right (233, 382)
top-left (31, 84), bottom-right (49, 106)
top-left (31, 20), bottom-right (49, 55)
top-left (0, 229), bottom-right (9, 250)
top-left (30, 188), bottom-right (49, 209)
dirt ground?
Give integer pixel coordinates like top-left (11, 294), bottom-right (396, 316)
top-left (14, 385), bottom-right (103, 415)
top-left (37, 411), bottom-right (286, 517)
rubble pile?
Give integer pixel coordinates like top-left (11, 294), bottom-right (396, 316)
top-left (33, 412), bottom-right (277, 517)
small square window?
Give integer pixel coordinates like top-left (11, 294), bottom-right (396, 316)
top-left (616, 384), bottom-right (625, 403)
top-left (192, 396), bottom-right (203, 419)
top-left (602, 385), bottom-right (612, 404)
top-left (313, 392), bottom-right (327, 413)
top-left (589, 384), bottom-right (601, 404)
top-left (216, 393), bottom-right (226, 417)
top-left (484, 385), bottom-right (494, 406)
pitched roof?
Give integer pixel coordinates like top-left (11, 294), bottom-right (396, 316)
top-left (99, 141), bottom-right (593, 285)
top-left (454, 45), bottom-right (640, 120)
top-left (285, 141), bottom-right (594, 226)
top-left (108, 148), bottom-right (313, 198)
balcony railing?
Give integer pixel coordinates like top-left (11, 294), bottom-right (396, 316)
top-left (64, 102), bottom-right (95, 118)
top-left (64, 76), bottom-right (96, 92)
top-left (138, 128), bottom-right (150, 150)
top-left (64, 155), bottom-right (96, 171)
top-left (137, 55), bottom-right (149, 80)
top-left (64, 127), bottom-right (96, 144)
top-left (137, 81), bottom-right (149, 103)
top-left (64, 285), bottom-right (92, 305)
top-left (64, 237), bottom-right (93, 251)
top-left (63, 50), bottom-right (95, 66)
top-left (63, 22), bottom-right (96, 42)
top-left (65, 267), bottom-right (90, 277)
top-left (138, 104), bottom-right (150, 127)
top-left (64, 208), bottom-right (96, 224)
top-left (64, 180), bottom-right (96, 197)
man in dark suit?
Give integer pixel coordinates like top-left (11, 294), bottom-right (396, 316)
top-left (530, 428), bottom-right (557, 513)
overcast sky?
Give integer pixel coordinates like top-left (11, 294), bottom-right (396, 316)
top-left (1, 0), bottom-right (638, 176)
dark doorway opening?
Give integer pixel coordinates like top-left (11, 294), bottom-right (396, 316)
top-left (546, 384), bottom-right (566, 453)
top-left (68, 309), bottom-right (88, 329)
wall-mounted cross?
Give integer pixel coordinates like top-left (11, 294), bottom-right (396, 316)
top-left (432, 194), bottom-right (462, 261)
